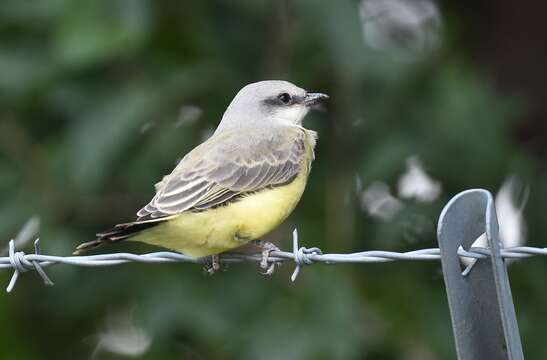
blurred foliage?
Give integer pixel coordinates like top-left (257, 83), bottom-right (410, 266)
top-left (1, 0), bottom-right (546, 359)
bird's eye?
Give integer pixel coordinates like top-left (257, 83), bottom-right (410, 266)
top-left (278, 93), bottom-right (292, 105)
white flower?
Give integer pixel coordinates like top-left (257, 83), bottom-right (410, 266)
top-left (359, 0), bottom-right (442, 56)
top-left (360, 181), bottom-right (403, 220)
top-left (397, 156), bottom-right (441, 203)
top-left (93, 309), bottom-right (152, 358)
top-left (496, 176), bottom-right (528, 248)
top-left (174, 105), bottom-right (203, 128)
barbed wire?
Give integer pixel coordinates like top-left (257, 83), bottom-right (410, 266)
top-left (2, 229), bottom-right (547, 293)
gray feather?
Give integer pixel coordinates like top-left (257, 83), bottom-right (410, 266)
top-left (136, 126), bottom-right (312, 219)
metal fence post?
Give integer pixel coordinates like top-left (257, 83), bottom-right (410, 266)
top-left (437, 189), bottom-right (524, 360)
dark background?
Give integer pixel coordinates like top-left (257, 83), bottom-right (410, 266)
top-left (1, 0), bottom-right (546, 359)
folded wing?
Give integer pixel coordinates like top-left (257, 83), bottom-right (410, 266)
top-left (136, 127), bottom-right (309, 219)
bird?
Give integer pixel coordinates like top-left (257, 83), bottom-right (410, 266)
top-left (74, 80), bottom-right (328, 274)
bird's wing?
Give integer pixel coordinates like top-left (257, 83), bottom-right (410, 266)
top-left (136, 127), bottom-right (311, 219)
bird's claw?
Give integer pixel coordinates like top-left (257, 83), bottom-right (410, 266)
top-left (261, 261), bottom-right (277, 276)
top-left (252, 240), bottom-right (280, 276)
top-left (204, 254), bottom-right (221, 275)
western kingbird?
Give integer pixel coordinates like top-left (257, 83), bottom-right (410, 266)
top-left (74, 80), bottom-right (328, 273)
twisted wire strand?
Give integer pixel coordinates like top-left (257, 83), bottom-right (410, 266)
top-left (2, 229), bottom-right (547, 293)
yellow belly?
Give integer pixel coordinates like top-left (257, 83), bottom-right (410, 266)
top-left (130, 162), bottom-right (310, 257)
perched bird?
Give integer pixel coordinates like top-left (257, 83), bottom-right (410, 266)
top-left (74, 80), bottom-right (328, 273)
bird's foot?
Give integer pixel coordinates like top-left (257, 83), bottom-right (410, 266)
top-left (251, 240), bottom-right (280, 276)
top-left (204, 254), bottom-right (222, 275)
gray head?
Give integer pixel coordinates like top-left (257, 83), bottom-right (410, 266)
top-left (216, 80), bottom-right (328, 132)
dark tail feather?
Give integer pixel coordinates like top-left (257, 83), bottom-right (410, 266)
top-left (73, 220), bottom-right (162, 255)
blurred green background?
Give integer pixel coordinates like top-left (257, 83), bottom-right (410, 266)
top-left (1, 0), bottom-right (547, 359)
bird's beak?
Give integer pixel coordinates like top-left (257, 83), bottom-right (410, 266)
top-left (304, 92), bottom-right (329, 107)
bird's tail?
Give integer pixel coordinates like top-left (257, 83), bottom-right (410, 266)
top-left (73, 220), bottom-right (164, 255)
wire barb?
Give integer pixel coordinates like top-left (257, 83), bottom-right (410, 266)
top-left (6, 238), bottom-right (53, 293)
top-left (290, 229), bottom-right (323, 282)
